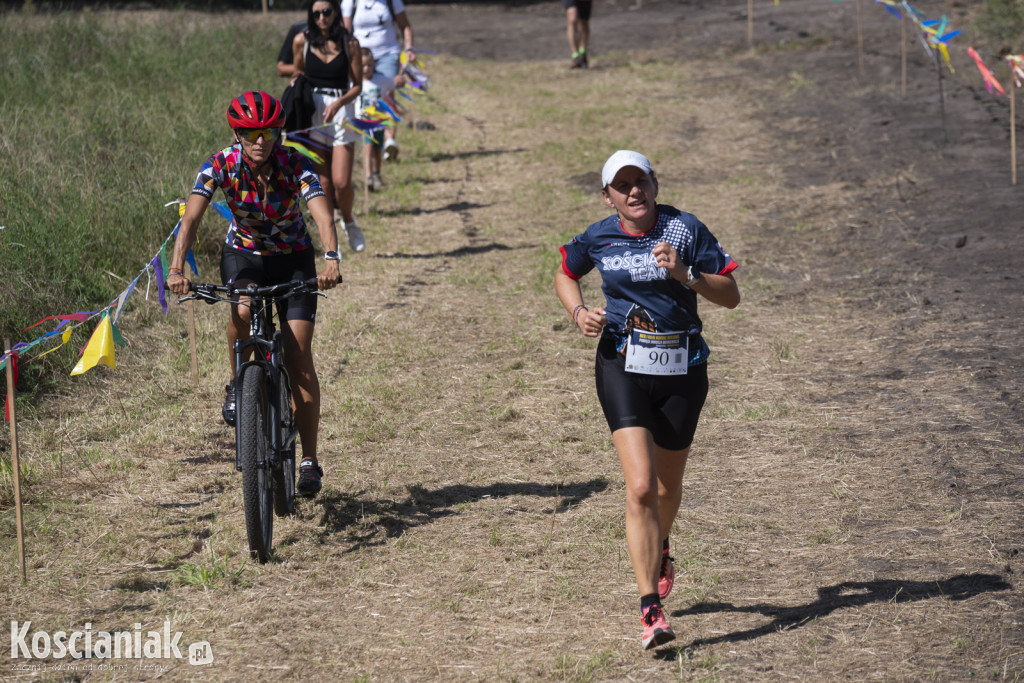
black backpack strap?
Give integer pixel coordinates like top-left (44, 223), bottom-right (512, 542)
top-left (350, 0), bottom-right (397, 20)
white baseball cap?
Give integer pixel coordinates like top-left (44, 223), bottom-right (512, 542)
top-left (601, 150), bottom-right (653, 188)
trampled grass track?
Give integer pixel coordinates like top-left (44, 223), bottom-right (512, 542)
top-left (3, 2), bottom-right (1024, 680)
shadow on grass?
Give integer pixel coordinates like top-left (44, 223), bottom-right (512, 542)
top-left (372, 200), bottom-right (493, 218)
top-left (310, 478), bottom-right (609, 552)
top-left (374, 242), bottom-right (529, 260)
top-left (428, 148), bottom-right (527, 163)
top-left (656, 573), bottom-right (1013, 656)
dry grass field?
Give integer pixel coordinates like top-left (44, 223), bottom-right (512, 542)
top-left (3, 1), bottom-right (1023, 680)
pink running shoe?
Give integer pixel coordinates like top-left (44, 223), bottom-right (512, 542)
top-left (640, 604), bottom-right (676, 650)
top-left (658, 551), bottom-right (675, 599)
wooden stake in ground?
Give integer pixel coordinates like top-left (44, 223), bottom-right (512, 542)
top-left (748, 0), bottom-right (754, 49)
top-left (1012, 75), bottom-right (1018, 186)
top-left (4, 339), bottom-right (27, 584)
top-left (857, 0), bottom-right (865, 77)
top-left (188, 300), bottom-right (199, 387)
top-left (901, 16), bottom-right (908, 97)
top-left (935, 56), bottom-right (948, 143)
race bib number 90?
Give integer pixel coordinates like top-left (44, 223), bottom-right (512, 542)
top-left (624, 329), bottom-right (689, 375)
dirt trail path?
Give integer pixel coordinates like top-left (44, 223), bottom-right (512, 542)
top-left (3, 1), bottom-right (1022, 680)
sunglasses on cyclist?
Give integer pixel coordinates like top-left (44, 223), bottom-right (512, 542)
top-left (236, 127), bottom-right (281, 143)
top-left (312, 8), bottom-right (334, 18)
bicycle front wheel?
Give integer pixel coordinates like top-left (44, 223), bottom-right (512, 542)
top-left (238, 364), bottom-right (274, 563)
top-left (273, 369), bottom-right (295, 518)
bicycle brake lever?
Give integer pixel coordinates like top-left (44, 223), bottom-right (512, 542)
top-left (195, 285), bottom-right (222, 305)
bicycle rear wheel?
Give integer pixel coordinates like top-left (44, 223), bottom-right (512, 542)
top-left (238, 364), bottom-right (274, 563)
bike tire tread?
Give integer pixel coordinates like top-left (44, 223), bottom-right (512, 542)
top-left (239, 364), bottom-right (273, 563)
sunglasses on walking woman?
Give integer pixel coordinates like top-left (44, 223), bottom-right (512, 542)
top-left (236, 127), bottom-right (281, 143)
top-left (312, 9), bottom-right (334, 18)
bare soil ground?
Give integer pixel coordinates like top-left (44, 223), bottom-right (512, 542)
top-left (3, 1), bottom-right (1023, 681)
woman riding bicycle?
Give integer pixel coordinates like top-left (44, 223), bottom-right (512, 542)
top-left (167, 90), bottom-right (341, 498)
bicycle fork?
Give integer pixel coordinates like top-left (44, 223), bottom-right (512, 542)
top-left (233, 334), bottom-right (296, 473)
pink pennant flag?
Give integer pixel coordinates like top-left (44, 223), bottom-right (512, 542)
top-left (968, 47), bottom-right (1005, 95)
top-left (4, 349), bottom-right (17, 423)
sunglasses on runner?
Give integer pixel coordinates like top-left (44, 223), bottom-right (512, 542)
top-left (312, 9), bottom-right (334, 18)
top-left (236, 127), bottom-right (281, 143)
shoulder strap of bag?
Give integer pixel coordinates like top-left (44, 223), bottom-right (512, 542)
top-left (349, 1), bottom-right (396, 20)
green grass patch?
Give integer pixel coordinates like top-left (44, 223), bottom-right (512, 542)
top-left (0, 10), bottom-right (287, 389)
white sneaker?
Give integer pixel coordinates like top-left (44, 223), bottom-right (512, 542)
top-left (345, 221), bottom-right (365, 252)
top-left (383, 138), bottom-right (399, 162)
top-left (336, 216), bottom-right (349, 248)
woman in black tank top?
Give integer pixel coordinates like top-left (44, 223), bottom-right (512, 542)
top-left (293, 0), bottom-right (365, 252)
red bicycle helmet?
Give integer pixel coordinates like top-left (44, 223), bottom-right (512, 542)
top-left (227, 91), bottom-right (285, 129)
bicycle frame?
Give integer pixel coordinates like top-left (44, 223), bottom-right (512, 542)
top-left (232, 290), bottom-right (297, 474)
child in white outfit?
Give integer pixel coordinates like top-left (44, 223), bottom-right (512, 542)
top-left (356, 48), bottom-right (406, 191)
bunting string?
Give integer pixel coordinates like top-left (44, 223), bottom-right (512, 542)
top-left (0, 203), bottom-right (199, 377)
top-left (0, 52), bottom-right (433, 379)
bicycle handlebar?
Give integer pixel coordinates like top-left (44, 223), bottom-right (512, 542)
top-left (176, 276), bottom-right (339, 305)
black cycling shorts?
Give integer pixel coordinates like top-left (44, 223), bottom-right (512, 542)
top-left (220, 245), bottom-right (318, 323)
top-left (563, 0), bottom-right (593, 20)
top-left (594, 334), bottom-right (709, 451)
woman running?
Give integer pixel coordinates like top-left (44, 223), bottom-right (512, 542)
top-left (554, 150), bottom-right (740, 650)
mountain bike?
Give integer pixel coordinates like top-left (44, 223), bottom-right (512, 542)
top-left (178, 277), bottom-right (333, 563)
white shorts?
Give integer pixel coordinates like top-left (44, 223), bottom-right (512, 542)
top-left (312, 88), bottom-right (356, 147)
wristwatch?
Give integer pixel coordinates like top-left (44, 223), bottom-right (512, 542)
top-left (685, 265), bottom-right (701, 288)
top-left (325, 250), bottom-right (341, 262)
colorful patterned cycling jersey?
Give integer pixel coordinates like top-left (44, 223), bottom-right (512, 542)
top-left (560, 204), bottom-right (737, 364)
top-left (191, 143), bottom-right (325, 255)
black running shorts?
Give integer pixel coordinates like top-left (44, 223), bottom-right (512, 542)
top-left (220, 245), bottom-right (318, 323)
top-left (562, 0), bottom-right (593, 20)
top-left (594, 334), bottom-right (709, 451)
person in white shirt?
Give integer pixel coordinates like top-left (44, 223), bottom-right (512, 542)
top-left (343, 0), bottom-right (415, 162)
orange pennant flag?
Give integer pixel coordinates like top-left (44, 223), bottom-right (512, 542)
top-left (70, 314), bottom-right (117, 376)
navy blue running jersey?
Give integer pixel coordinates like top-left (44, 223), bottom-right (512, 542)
top-left (559, 205), bottom-right (737, 363)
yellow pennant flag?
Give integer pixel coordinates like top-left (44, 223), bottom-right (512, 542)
top-left (70, 314), bottom-right (117, 376)
top-left (37, 326), bottom-right (74, 360)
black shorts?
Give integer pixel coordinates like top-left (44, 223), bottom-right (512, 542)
top-left (594, 335), bottom-right (709, 451)
top-left (219, 245), bottom-right (318, 323)
top-left (563, 0), bottom-right (593, 20)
